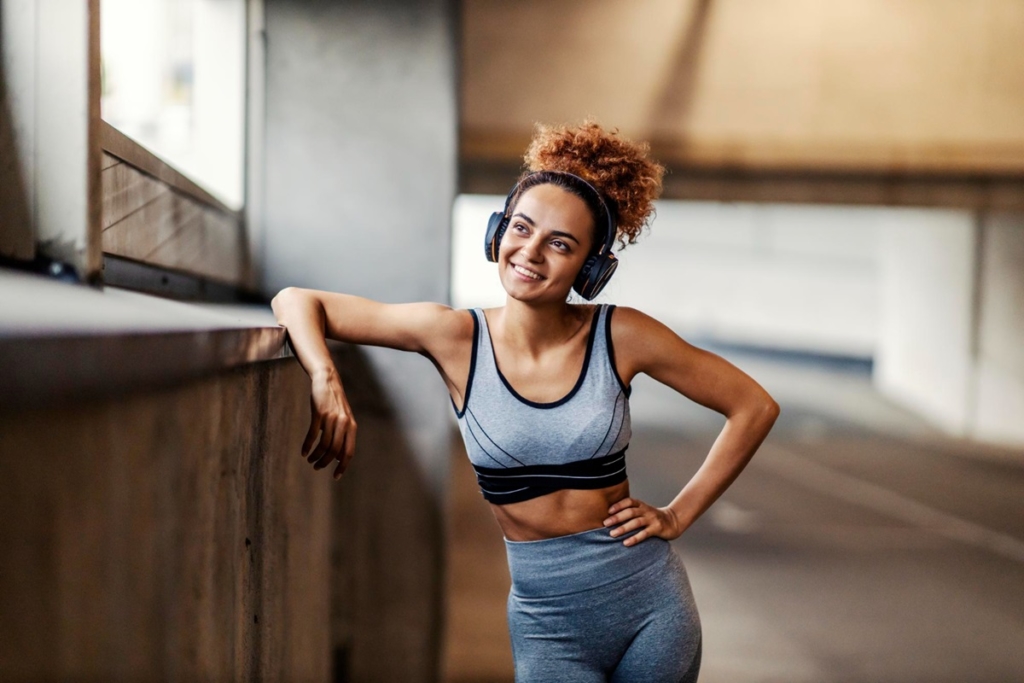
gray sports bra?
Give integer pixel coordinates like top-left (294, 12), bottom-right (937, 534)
top-left (451, 303), bottom-right (632, 504)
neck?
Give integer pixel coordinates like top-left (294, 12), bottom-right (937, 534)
top-left (496, 296), bottom-right (589, 358)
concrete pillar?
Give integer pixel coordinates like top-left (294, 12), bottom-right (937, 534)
top-left (875, 209), bottom-right (977, 434)
top-left (1, 0), bottom-right (102, 276)
top-left (974, 211), bottom-right (1024, 445)
top-left (875, 209), bottom-right (1024, 447)
top-left (261, 0), bottom-right (457, 679)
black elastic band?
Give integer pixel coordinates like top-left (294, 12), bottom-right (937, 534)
top-left (473, 447), bottom-right (628, 505)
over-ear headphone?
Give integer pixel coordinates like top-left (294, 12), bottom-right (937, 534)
top-left (484, 171), bottom-right (618, 301)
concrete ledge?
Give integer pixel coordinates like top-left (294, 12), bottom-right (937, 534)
top-left (0, 267), bottom-right (291, 409)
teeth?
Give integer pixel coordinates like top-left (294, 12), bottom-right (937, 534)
top-left (513, 264), bottom-right (542, 280)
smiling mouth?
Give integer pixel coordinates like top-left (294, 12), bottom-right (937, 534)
top-left (511, 263), bottom-right (545, 281)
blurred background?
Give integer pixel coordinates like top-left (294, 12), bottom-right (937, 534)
top-left (1, 1), bottom-right (1022, 681)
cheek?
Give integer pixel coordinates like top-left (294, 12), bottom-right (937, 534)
top-left (496, 236), bottom-right (512, 259)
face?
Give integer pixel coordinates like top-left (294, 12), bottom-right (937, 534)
top-left (497, 183), bottom-right (596, 303)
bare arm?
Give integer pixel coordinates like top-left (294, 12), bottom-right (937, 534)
top-left (270, 287), bottom-right (470, 478)
top-left (270, 287), bottom-right (338, 384)
top-left (603, 306), bottom-right (780, 543)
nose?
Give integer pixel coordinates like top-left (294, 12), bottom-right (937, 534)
top-left (519, 233), bottom-right (544, 262)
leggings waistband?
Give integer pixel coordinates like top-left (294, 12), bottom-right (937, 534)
top-left (504, 525), bottom-right (671, 598)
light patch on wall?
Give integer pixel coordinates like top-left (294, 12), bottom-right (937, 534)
top-left (452, 194), bottom-right (884, 357)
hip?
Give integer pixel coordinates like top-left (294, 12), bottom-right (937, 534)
top-left (504, 525), bottom-right (701, 673)
top-left (504, 524), bottom-right (687, 599)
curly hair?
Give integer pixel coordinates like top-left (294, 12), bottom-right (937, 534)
top-left (520, 120), bottom-right (664, 249)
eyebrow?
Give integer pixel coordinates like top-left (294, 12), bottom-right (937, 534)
top-left (510, 212), bottom-right (581, 245)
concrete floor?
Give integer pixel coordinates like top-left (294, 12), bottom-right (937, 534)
top-left (441, 347), bottom-right (1024, 683)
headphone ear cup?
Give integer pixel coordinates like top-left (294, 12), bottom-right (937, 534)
top-left (574, 256), bottom-right (596, 293)
top-left (484, 211), bottom-right (508, 263)
top-left (573, 252), bottom-right (618, 300)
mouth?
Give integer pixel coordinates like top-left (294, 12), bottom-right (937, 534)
top-left (510, 263), bottom-right (545, 281)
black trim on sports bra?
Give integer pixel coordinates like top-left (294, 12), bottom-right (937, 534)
top-left (450, 309), bottom-right (480, 418)
top-left (485, 305), bottom-right (601, 410)
top-left (473, 447), bottom-right (628, 505)
top-left (605, 305), bottom-right (632, 398)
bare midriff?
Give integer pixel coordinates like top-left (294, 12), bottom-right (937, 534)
top-left (490, 479), bottom-right (631, 541)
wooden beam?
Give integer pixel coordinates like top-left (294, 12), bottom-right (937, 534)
top-left (461, 159), bottom-right (1024, 211)
top-left (100, 121), bottom-right (240, 218)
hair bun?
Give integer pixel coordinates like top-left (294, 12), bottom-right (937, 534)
top-left (523, 120), bottom-right (664, 249)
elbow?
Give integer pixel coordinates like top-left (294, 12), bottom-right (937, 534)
top-left (728, 393), bottom-right (779, 429)
top-left (760, 394), bottom-right (781, 427)
top-left (739, 388), bottom-right (779, 426)
top-left (270, 287), bottom-right (302, 323)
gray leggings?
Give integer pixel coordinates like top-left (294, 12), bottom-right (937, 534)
top-left (504, 525), bottom-right (702, 682)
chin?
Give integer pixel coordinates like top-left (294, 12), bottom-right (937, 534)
top-left (499, 262), bottom-right (571, 304)
top-left (502, 281), bottom-right (569, 306)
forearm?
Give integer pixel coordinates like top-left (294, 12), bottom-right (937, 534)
top-left (271, 288), bottom-right (339, 384)
top-left (666, 400), bottom-right (779, 533)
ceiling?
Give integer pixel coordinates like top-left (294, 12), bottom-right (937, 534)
top-left (460, 0), bottom-right (1024, 206)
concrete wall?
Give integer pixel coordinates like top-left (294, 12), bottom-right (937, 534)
top-left (454, 196), bottom-right (881, 357)
top-left (0, 359), bottom-right (332, 681)
top-left (262, 1), bottom-right (457, 680)
top-left (455, 196), bottom-right (1024, 447)
top-left (876, 210), bottom-right (1024, 446)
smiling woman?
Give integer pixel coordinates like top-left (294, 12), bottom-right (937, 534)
top-left (271, 120), bottom-right (779, 682)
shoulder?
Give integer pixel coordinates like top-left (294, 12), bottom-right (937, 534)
top-left (419, 303), bottom-right (476, 343)
top-left (606, 305), bottom-right (696, 377)
top-left (606, 304), bottom-right (670, 340)
top-left (608, 304), bottom-right (779, 417)
top-left (418, 305), bottom-right (477, 359)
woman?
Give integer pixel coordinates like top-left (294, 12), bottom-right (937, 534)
top-left (272, 121), bottom-right (780, 682)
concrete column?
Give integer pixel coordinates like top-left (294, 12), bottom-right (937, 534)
top-left (875, 209), bottom-right (1024, 447)
top-left (1, 0), bottom-right (102, 276)
top-left (974, 211), bottom-right (1024, 445)
top-left (875, 209), bottom-right (977, 435)
top-left (0, 0), bottom-right (36, 259)
top-left (262, 0), bottom-right (457, 679)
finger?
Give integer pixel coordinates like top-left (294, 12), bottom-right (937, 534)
top-left (609, 515), bottom-right (648, 537)
top-left (335, 420), bottom-right (357, 479)
top-left (623, 528), bottom-right (648, 546)
top-left (302, 407), bottom-right (322, 457)
top-left (344, 419), bottom-right (357, 460)
top-left (314, 418), bottom-right (347, 470)
top-left (308, 422), bottom-right (334, 464)
top-left (607, 497), bottom-right (635, 514)
top-left (327, 419), bottom-right (349, 470)
top-left (313, 450), bottom-right (336, 471)
top-left (604, 504), bottom-right (643, 527)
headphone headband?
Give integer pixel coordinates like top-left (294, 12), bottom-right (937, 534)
top-left (499, 171), bottom-right (616, 257)
top-left (484, 170), bottom-right (620, 300)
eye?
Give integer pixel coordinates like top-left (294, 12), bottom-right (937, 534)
top-left (512, 222), bottom-right (529, 234)
top-left (551, 239), bottom-right (569, 252)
